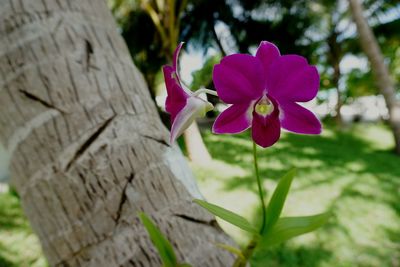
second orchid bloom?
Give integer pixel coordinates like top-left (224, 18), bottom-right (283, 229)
top-left (162, 43), bottom-right (214, 143)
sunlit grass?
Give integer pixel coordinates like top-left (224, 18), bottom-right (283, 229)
top-left (193, 122), bottom-right (400, 267)
top-left (0, 186), bottom-right (47, 267)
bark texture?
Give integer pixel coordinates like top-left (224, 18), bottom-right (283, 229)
top-left (348, 0), bottom-right (400, 154)
top-left (0, 0), bottom-right (235, 266)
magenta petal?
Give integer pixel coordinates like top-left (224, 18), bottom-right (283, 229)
top-left (171, 42), bottom-right (184, 85)
top-left (173, 42), bottom-right (184, 70)
top-left (163, 66), bottom-right (189, 122)
top-left (280, 102), bottom-right (322, 134)
top-left (255, 41), bottom-right (280, 72)
top-left (213, 54), bottom-right (266, 104)
top-left (213, 103), bottom-right (252, 134)
top-left (252, 111), bottom-right (281, 148)
top-left (266, 55), bottom-right (319, 103)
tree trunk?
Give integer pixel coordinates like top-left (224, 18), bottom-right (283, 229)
top-left (348, 0), bottom-right (400, 154)
top-left (0, 1), bottom-right (235, 266)
top-left (327, 22), bottom-right (343, 127)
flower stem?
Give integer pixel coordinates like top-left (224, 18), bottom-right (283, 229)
top-left (232, 238), bottom-right (258, 267)
top-left (253, 141), bottom-right (267, 234)
top-left (193, 88), bottom-right (218, 97)
top-left (231, 142), bottom-right (267, 267)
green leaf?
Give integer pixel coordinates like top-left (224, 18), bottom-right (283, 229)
top-left (260, 212), bottom-right (331, 247)
top-left (139, 212), bottom-right (178, 267)
top-left (194, 199), bottom-right (257, 234)
top-left (264, 169), bottom-right (296, 232)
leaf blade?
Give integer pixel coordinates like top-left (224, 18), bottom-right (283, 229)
top-left (139, 212), bottom-right (178, 267)
top-left (260, 212), bottom-right (331, 248)
top-left (264, 169), bottom-right (296, 232)
top-left (194, 199), bottom-right (257, 234)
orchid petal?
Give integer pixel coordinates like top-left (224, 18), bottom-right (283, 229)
top-left (173, 42), bottom-right (184, 84)
top-left (252, 112), bottom-right (281, 148)
top-left (280, 102), bottom-right (322, 134)
top-left (173, 42), bottom-right (184, 70)
top-left (213, 103), bottom-right (252, 134)
top-left (213, 54), bottom-right (266, 104)
top-left (163, 66), bottom-right (189, 122)
top-left (170, 97), bottom-right (213, 143)
top-left (251, 98), bottom-right (281, 148)
top-left (255, 41), bottom-right (281, 72)
top-left (266, 55), bottom-right (319, 103)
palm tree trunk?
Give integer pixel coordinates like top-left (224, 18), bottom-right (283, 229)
top-left (0, 0), bottom-right (234, 266)
top-left (348, 0), bottom-right (400, 154)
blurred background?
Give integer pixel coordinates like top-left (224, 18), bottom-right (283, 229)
top-left (0, 0), bottom-right (399, 266)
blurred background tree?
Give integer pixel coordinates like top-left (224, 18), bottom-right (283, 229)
top-left (109, 0), bottom-right (400, 153)
top-left (348, 0), bottom-right (400, 153)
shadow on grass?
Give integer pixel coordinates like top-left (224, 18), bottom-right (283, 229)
top-left (205, 127), bottom-right (399, 180)
top-left (0, 242), bottom-right (17, 267)
top-left (0, 256), bottom-right (15, 267)
top-left (0, 190), bottom-right (29, 231)
top-left (203, 127), bottom-right (400, 206)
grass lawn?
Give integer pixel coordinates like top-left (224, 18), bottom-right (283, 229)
top-left (192, 122), bottom-right (400, 267)
top-left (0, 123), bottom-right (399, 267)
top-left (0, 188), bottom-right (47, 267)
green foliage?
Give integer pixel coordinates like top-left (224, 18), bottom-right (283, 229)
top-left (264, 169), bottom-right (296, 233)
top-left (194, 199), bottom-right (257, 234)
top-left (183, 0), bottom-right (318, 56)
top-left (180, 0), bottom-right (235, 53)
top-left (346, 69), bottom-right (376, 98)
top-left (260, 213), bottom-right (331, 248)
top-left (190, 55), bottom-right (221, 90)
top-left (139, 212), bottom-right (179, 267)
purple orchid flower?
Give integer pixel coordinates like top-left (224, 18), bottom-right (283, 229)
top-left (163, 43), bottom-right (214, 143)
top-left (212, 41), bottom-right (321, 148)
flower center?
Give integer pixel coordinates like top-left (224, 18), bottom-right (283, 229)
top-left (255, 96), bottom-right (274, 116)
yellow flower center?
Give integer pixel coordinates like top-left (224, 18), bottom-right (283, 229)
top-left (255, 98), bottom-right (274, 116)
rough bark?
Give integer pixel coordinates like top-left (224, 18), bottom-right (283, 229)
top-left (348, 0), bottom-right (400, 154)
top-left (0, 0), bottom-right (235, 266)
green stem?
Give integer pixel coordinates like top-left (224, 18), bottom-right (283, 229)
top-left (231, 142), bottom-right (267, 267)
top-left (232, 238), bottom-right (258, 267)
top-left (253, 141), bottom-right (267, 234)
